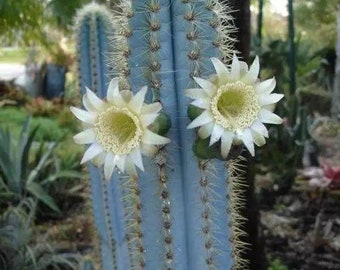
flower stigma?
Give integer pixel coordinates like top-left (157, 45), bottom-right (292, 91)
top-left (95, 107), bottom-right (143, 155)
top-left (210, 81), bottom-right (260, 132)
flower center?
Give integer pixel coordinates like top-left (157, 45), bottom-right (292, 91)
top-left (95, 106), bottom-right (143, 155)
top-left (210, 81), bottom-right (260, 132)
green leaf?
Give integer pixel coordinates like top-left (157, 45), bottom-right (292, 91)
top-left (26, 182), bottom-right (60, 212)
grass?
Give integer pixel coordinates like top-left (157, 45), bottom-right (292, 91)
top-left (0, 48), bottom-right (28, 64)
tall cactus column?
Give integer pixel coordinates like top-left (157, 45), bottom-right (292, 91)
top-left (73, 1), bottom-right (284, 270)
top-left (74, 4), bottom-right (120, 270)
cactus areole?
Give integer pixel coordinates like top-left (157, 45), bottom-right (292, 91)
top-left (73, 1), bottom-right (283, 270)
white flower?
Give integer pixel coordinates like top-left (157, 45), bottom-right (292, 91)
top-left (71, 78), bottom-right (170, 180)
top-left (186, 55), bottom-right (284, 158)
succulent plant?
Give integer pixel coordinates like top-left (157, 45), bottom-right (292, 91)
top-left (73, 1), bottom-right (283, 270)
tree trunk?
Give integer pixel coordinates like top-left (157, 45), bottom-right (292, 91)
top-left (332, 7), bottom-right (340, 120)
top-left (257, 0), bottom-right (264, 49)
top-left (227, 1), bottom-right (268, 270)
top-left (228, 0), bottom-right (251, 62)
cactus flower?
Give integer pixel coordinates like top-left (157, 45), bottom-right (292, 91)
top-left (71, 78), bottom-right (170, 180)
top-left (186, 55), bottom-right (284, 158)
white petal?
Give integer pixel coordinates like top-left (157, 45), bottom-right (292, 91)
top-left (242, 129), bottom-right (255, 156)
top-left (259, 93), bottom-right (284, 106)
top-left (86, 87), bottom-right (105, 110)
top-left (130, 147), bottom-right (144, 171)
top-left (242, 56), bottom-right (259, 84)
top-left (187, 110), bottom-right (213, 129)
top-left (211, 57), bottom-right (229, 78)
top-left (251, 119), bottom-right (269, 138)
top-left (251, 130), bottom-right (266, 147)
top-left (185, 88), bottom-right (209, 99)
top-left (114, 155), bottom-right (126, 172)
top-left (140, 113), bottom-right (159, 127)
top-left (107, 78), bottom-right (119, 102)
top-left (104, 153), bottom-right (115, 180)
top-left (125, 159), bottom-right (137, 177)
top-left (120, 90), bottom-right (133, 103)
top-left (129, 86), bottom-right (147, 113)
top-left (92, 152), bottom-right (106, 167)
top-left (191, 99), bottom-right (209, 109)
top-left (258, 109), bottom-right (283, 124)
top-left (141, 102), bottom-right (162, 114)
top-left (73, 128), bottom-right (96, 144)
top-left (239, 61), bottom-right (249, 76)
top-left (221, 131), bottom-right (234, 158)
top-left (141, 144), bottom-right (158, 157)
top-left (83, 94), bottom-right (96, 112)
top-left (81, 143), bottom-right (103, 164)
top-left (255, 78), bottom-right (276, 94)
top-left (143, 129), bottom-right (170, 145)
top-left (209, 124), bottom-right (224, 146)
top-left (70, 107), bottom-right (96, 125)
top-left (262, 103), bottom-right (276, 112)
top-left (198, 122), bottom-right (214, 139)
top-left (230, 54), bottom-right (241, 80)
top-left (193, 77), bottom-right (216, 95)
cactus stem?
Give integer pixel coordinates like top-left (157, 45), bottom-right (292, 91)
top-left (156, 146), bottom-right (175, 270)
top-left (121, 175), bottom-right (146, 270)
top-left (226, 158), bottom-right (249, 270)
top-left (198, 160), bottom-right (221, 270)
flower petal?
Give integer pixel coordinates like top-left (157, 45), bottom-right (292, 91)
top-left (141, 102), bottom-right (162, 114)
top-left (185, 88), bottom-right (209, 99)
top-left (251, 130), bottom-right (266, 147)
top-left (242, 56), bottom-right (259, 84)
top-left (143, 129), bottom-right (170, 145)
top-left (83, 94), bottom-right (96, 112)
top-left (211, 57), bottom-right (229, 78)
top-left (241, 129), bottom-right (255, 156)
top-left (104, 153), bottom-right (115, 180)
top-left (73, 128), bottom-right (96, 144)
top-left (114, 155), bottom-right (126, 173)
top-left (198, 122), bottom-right (214, 139)
top-left (193, 77), bottom-right (216, 96)
top-left (130, 147), bottom-right (144, 171)
top-left (86, 87), bottom-right (105, 110)
top-left (141, 144), bottom-right (158, 156)
top-left (191, 98), bottom-right (209, 109)
top-left (251, 119), bottom-right (269, 138)
top-left (129, 86), bottom-right (147, 113)
top-left (229, 53), bottom-right (241, 80)
top-left (187, 110), bottom-right (213, 129)
top-left (107, 78), bottom-right (120, 102)
top-left (92, 152), bottom-right (106, 167)
top-left (221, 131), bottom-right (234, 158)
top-left (70, 106), bottom-right (96, 125)
top-left (209, 124), bottom-right (224, 146)
top-left (255, 77), bottom-right (276, 94)
top-left (258, 109), bottom-right (283, 124)
top-left (259, 93), bottom-right (284, 106)
top-left (140, 113), bottom-right (159, 127)
top-left (81, 143), bottom-right (103, 164)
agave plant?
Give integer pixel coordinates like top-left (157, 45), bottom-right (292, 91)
top-left (0, 118), bottom-right (79, 212)
top-left (73, 1), bottom-right (283, 269)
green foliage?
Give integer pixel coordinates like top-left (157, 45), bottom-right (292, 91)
top-left (295, 0), bottom-right (338, 48)
top-left (0, 118), bottom-right (81, 213)
top-left (0, 107), bottom-right (74, 141)
top-left (268, 259), bottom-right (289, 270)
top-left (0, 198), bottom-right (79, 270)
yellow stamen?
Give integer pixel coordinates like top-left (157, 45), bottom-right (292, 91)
top-left (210, 81), bottom-right (260, 132)
top-left (95, 106), bottom-right (143, 155)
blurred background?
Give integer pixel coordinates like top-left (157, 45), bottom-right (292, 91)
top-left (0, 0), bottom-right (339, 269)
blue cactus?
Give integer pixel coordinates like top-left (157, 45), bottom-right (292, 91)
top-left (74, 1), bottom-right (252, 270)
